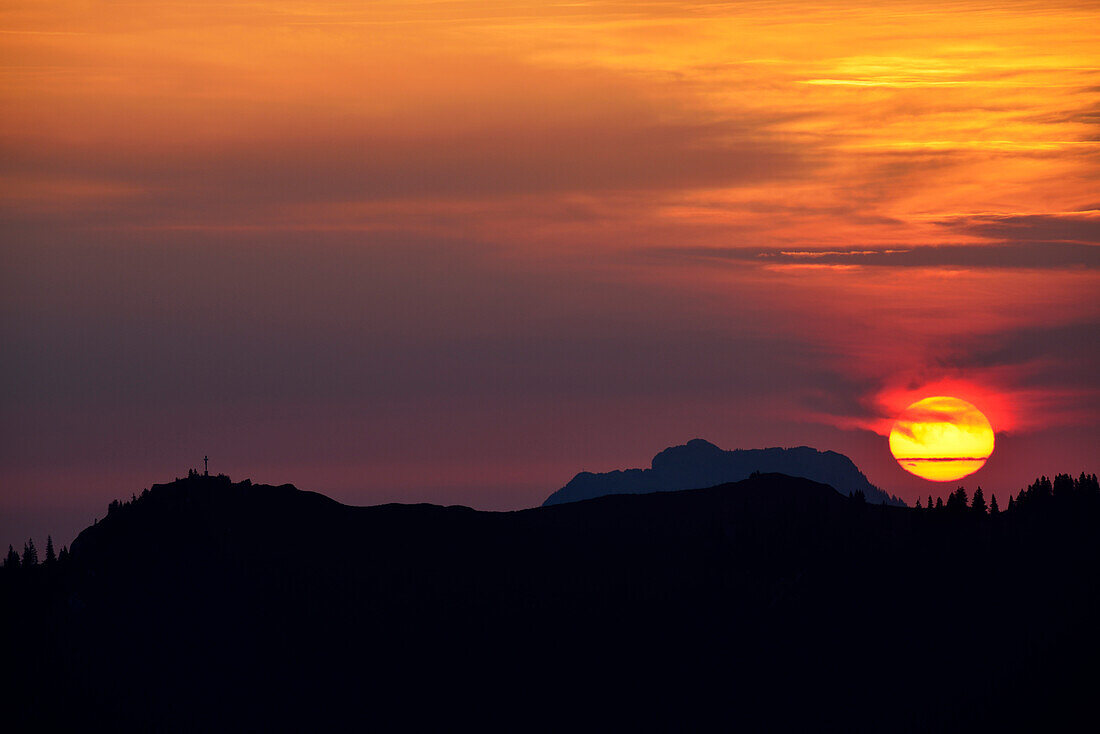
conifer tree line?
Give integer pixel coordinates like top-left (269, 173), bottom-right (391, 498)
top-left (913, 472), bottom-right (1099, 516)
top-left (3, 535), bottom-right (68, 570)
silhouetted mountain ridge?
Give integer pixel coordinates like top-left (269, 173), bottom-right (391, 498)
top-left (70, 473), bottom-right (483, 573)
top-left (544, 438), bottom-right (904, 506)
top-left (4, 470), bottom-right (1099, 732)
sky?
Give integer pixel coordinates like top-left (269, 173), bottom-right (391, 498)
top-left (2, 1), bottom-right (1098, 550)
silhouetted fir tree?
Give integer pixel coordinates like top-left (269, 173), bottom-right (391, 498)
top-left (971, 487), bottom-right (987, 515)
top-left (1052, 473), bottom-right (1074, 500)
top-left (946, 488), bottom-right (968, 513)
top-left (935, 497), bottom-right (944, 510)
top-left (1034, 476), bottom-right (1053, 502)
top-left (1006, 495), bottom-right (1015, 512)
top-left (58, 546), bottom-right (70, 563)
top-left (45, 536), bottom-right (56, 565)
top-left (989, 494), bottom-right (999, 515)
top-left (22, 538), bottom-right (38, 567)
top-left (1016, 485), bottom-right (1029, 510)
top-left (927, 495), bottom-right (933, 512)
top-left (1080, 473), bottom-right (1099, 496)
top-left (915, 497), bottom-right (922, 509)
top-left (4, 544), bottom-right (19, 569)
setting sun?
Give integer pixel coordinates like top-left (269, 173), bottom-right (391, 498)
top-left (889, 397), bottom-right (995, 482)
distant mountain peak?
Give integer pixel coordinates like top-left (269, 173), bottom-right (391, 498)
top-left (544, 439), bottom-right (904, 507)
top-left (651, 438), bottom-right (726, 474)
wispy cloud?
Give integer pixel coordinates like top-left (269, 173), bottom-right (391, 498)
top-left (649, 243), bottom-right (1100, 269)
top-left (935, 214), bottom-right (1100, 244)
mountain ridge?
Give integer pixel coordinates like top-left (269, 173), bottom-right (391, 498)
top-left (544, 438), bottom-right (905, 506)
top-left (5, 470), bottom-right (1100, 731)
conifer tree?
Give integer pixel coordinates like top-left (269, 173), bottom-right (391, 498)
top-left (989, 494), bottom-right (999, 515)
top-left (972, 487), bottom-right (987, 515)
top-left (927, 495), bottom-right (934, 511)
top-left (1079, 473), bottom-right (1099, 496)
top-left (58, 546), bottom-right (70, 563)
top-left (1052, 473), bottom-right (1074, 500)
top-left (45, 536), bottom-right (57, 565)
top-left (915, 497), bottom-right (922, 509)
top-left (22, 538), bottom-right (38, 567)
top-left (935, 497), bottom-right (944, 510)
top-left (4, 544), bottom-right (19, 569)
top-left (946, 488), bottom-right (968, 513)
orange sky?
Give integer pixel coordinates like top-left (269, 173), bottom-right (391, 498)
top-left (2, 1), bottom-right (1098, 546)
top-left (5, 2), bottom-right (1098, 227)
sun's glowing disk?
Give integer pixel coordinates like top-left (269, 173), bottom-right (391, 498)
top-left (889, 396), bottom-right (995, 482)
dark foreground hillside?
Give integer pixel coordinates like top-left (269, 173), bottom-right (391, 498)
top-left (3, 473), bottom-right (1099, 732)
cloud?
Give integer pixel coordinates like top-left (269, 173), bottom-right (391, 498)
top-left (27, 123), bottom-right (803, 202)
top-left (936, 214), bottom-right (1100, 244)
top-left (936, 321), bottom-right (1100, 388)
top-left (648, 242), bottom-right (1100, 269)
top-left (0, 233), bottom-right (826, 419)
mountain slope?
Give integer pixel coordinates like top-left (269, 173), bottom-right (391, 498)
top-left (544, 438), bottom-right (905, 506)
top-left (4, 472), bottom-right (1098, 732)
